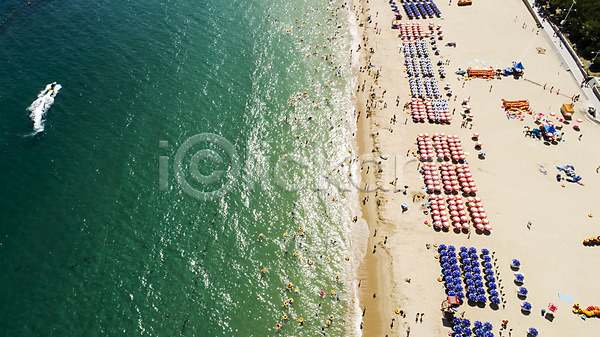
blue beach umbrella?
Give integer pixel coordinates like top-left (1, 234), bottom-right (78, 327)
top-left (468, 293), bottom-right (477, 301)
top-left (489, 290), bottom-right (499, 297)
top-left (453, 326), bottom-right (463, 334)
top-left (488, 282), bottom-right (497, 290)
top-left (460, 246), bottom-right (468, 253)
top-left (477, 295), bottom-right (487, 303)
top-left (448, 245), bottom-right (456, 251)
top-left (484, 332), bottom-right (494, 337)
top-left (465, 279), bottom-right (474, 286)
top-left (482, 255), bottom-right (491, 262)
top-left (467, 286), bottom-right (476, 293)
top-left (450, 257), bottom-right (458, 265)
top-left (468, 247), bottom-right (477, 254)
top-left (481, 248), bottom-right (490, 255)
top-left (472, 260), bottom-right (480, 267)
top-left (475, 328), bottom-right (484, 337)
top-left (464, 265), bottom-right (472, 273)
top-left (457, 291), bottom-right (465, 299)
top-left (515, 273), bottom-right (525, 282)
top-left (461, 319), bottom-right (471, 328)
top-left (483, 262), bottom-right (493, 269)
top-left (485, 275), bottom-right (496, 282)
top-left (440, 250), bottom-right (448, 256)
top-left (473, 321), bottom-right (483, 329)
top-left (527, 327), bottom-right (538, 336)
top-left (477, 287), bottom-right (485, 294)
top-left (459, 252), bottom-right (469, 260)
top-left (522, 301), bottom-right (532, 311)
top-left (472, 267), bottom-right (481, 274)
top-left (470, 253), bottom-right (479, 261)
top-left (441, 256), bottom-right (449, 263)
top-left (452, 270), bottom-right (461, 277)
top-left (511, 259), bottom-right (520, 268)
top-left (463, 330), bottom-right (472, 337)
top-left (453, 318), bottom-right (462, 326)
top-left (490, 296), bottom-right (500, 304)
top-left (484, 269), bottom-right (494, 275)
top-left (475, 280), bottom-right (484, 288)
top-left (518, 287), bottom-right (528, 296)
top-left (483, 322), bottom-right (493, 331)
top-left (473, 274), bottom-right (483, 281)
top-left (443, 269), bottom-right (452, 277)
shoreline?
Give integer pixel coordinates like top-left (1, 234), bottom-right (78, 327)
top-left (351, 0), bottom-right (396, 335)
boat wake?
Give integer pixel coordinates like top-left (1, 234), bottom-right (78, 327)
top-left (27, 82), bottom-right (61, 134)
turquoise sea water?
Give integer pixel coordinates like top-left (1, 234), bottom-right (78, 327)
top-left (0, 0), bottom-right (356, 336)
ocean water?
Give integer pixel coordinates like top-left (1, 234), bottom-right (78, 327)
top-left (0, 0), bottom-right (358, 336)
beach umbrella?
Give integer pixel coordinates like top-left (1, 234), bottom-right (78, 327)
top-left (474, 280), bottom-right (484, 288)
top-left (483, 262), bottom-right (493, 269)
top-left (443, 269), bottom-right (451, 277)
top-left (471, 260), bottom-right (480, 267)
top-left (484, 332), bottom-right (494, 337)
top-left (482, 255), bottom-right (491, 262)
top-left (483, 322), bottom-right (493, 331)
top-left (527, 328), bottom-right (538, 337)
top-left (473, 321), bottom-right (483, 329)
top-left (468, 293), bottom-right (477, 302)
top-left (521, 301), bottom-right (532, 311)
top-left (511, 259), bottom-right (520, 269)
top-left (488, 282), bottom-right (497, 289)
top-left (448, 245), bottom-right (456, 251)
top-left (484, 269), bottom-right (494, 275)
top-left (518, 287), bottom-right (528, 296)
top-left (477, 295), bottom-right (487, 303)
top-left (461, 319), bottom-right (471, 328)
top-left (481, 248), bottom-right (489, 255)
top-left (515, 273), bottom-right (525, 283)
top-left (477, 287), bottom-right (485, 294)
top-left (473, 267), bottom-right (481, 275)
top-left (453, 326), bottom-right (463, 334)
top-left (465, 279), bottom-right (474, 286)
top-left (473, 274), bottom-right (483, 281)
top-left (453, 318), bottom-right (462, 326)
top-left (486, 275), bottom-right (495, 282)
top-left (490, 290), bottom-right (499, 297)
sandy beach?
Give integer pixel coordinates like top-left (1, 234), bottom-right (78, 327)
top-left (352, 0), bottom-right (600, 336)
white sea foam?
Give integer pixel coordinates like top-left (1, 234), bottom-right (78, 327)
top-left (27, 82), bottom-right (61, 133)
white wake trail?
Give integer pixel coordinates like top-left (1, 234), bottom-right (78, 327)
top-left (27, 82), bottom-right (61, 133)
